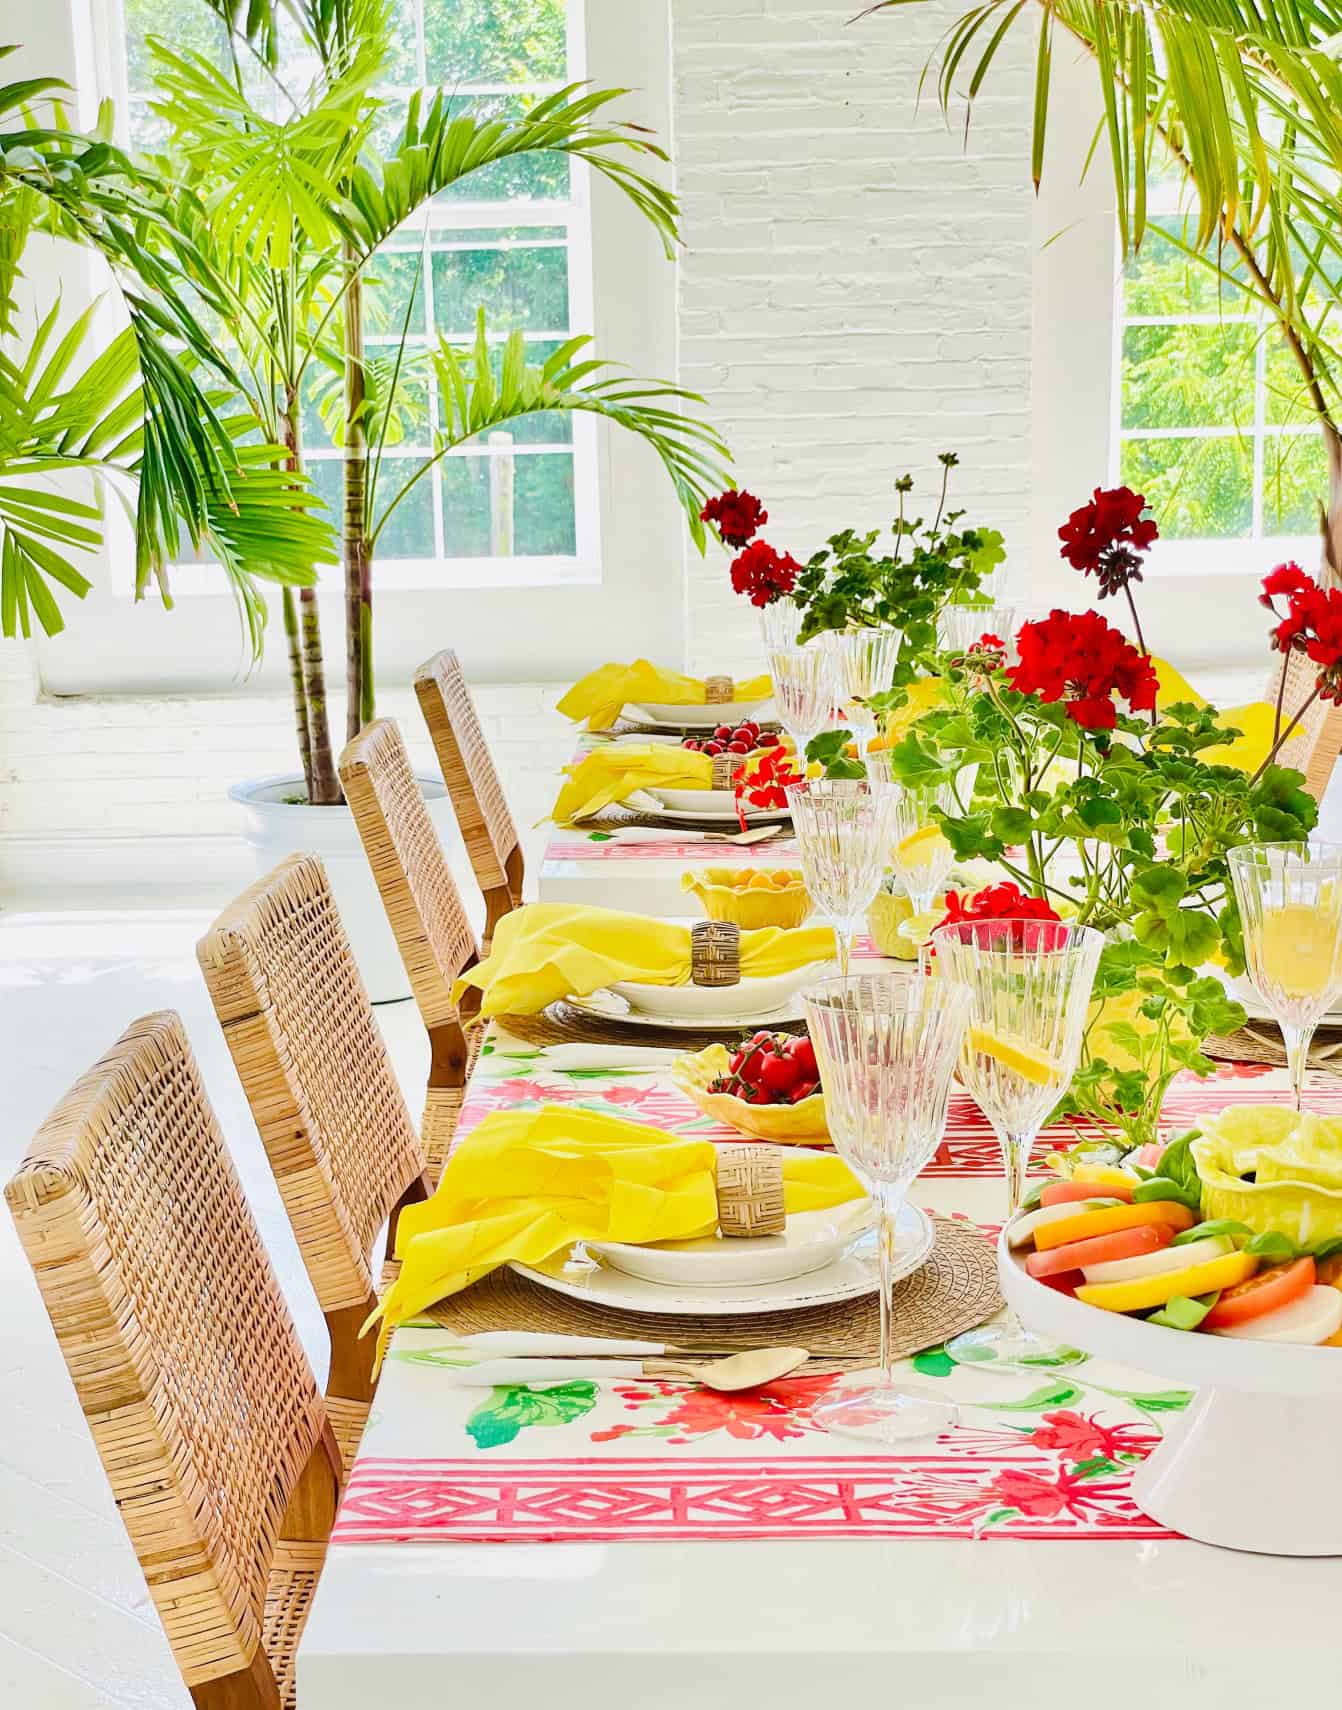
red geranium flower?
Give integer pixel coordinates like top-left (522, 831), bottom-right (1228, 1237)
top-left (1007, 608), bottom-right (1158, 730)
top-left (1059, 485), bottom-right (1158, 597)
top-left (1259, 563), bottom-right (1342, 703)
top-left (735, 744), bottom-right (803, 827)
top-left (701, 488), bottom-right (768, 549)
top-left (933, 881), bottom-right (1060, 946)
top-left (729, 540), bottom-right (801, 608)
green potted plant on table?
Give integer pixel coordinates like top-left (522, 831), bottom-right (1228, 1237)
top-left (130, 0), bottom-right (729, 995)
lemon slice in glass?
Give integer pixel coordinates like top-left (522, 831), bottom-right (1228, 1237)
top-left (967, 1025), bottom-right (1063, 1087)
top-left (895, 824), bottom-right (950, 866)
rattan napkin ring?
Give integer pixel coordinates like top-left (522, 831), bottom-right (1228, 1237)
top-left (710, 751), bottom-right (743, 791)
top-left (715, 1144), bottom-right (786, 1236)
top-left (690, 919), bottom-right (741, 987)
top-left (704, 674), bottom-right (734, 704)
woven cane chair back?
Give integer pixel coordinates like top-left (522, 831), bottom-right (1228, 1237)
top-left (5, 1012), bottom-right (333, 1705)
top-left (1270, 647), bottom-right (1342, 801)
top-left (414, 649), bottom-right (524, 913)
top-left (198, 854), bottom-right (427, 1318)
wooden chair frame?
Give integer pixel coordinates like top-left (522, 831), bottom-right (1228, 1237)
top-left (414, 648), bottom-right (524, 944)
top-left (339, 717), bottom-right (484, 1182)
top-left (198, 854), bottom-right (431, 1438)
top-left (6, 1012), bottom-right (339, 1710)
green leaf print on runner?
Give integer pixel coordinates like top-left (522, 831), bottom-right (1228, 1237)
top-left (466, 1381), bottom-right (601, 1449)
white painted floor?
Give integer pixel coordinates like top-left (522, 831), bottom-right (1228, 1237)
top-left (0, 906), bottom-right (429, 1709)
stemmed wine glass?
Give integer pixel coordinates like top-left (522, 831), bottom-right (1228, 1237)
top-left (866, 754), bottom-right (978, 919)
top-left (759, 598), bottom-right (803, 652)
top-left (1228, 842), bottom-right (1342, 1110)
top-left (929, 916), bottom-right (1104, 1363)
top-left (939, 602), bottom-right (1017, 655)
top-left (766, 644), bottom-right (833, 763)
top-left (832, 627), bottom-right (901, 756)
top-left (804, 974), bottom-right (972, 1443)
top-left (788, 778), bottom-right (897, 974)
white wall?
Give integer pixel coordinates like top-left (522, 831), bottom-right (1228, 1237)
top-left (1, 0), bottom-right (1041, 903)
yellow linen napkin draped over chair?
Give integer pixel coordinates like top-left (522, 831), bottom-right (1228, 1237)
top-left (552, 743), bottom-right (716, 824)
top-left (1152, 657), bottom-right (1276, 774)
top-left (370, 1105), bottom-right (863, 1344)
top-left (558, 660), bottom-right (773, 732)
top-left (453, 901), bottom-right (838, 1018)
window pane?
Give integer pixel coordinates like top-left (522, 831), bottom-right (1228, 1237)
top-left (514, 452), bottom-right (576, 555)
top-left (431, 244), bottom-right (569, 334)
top-left (1122, 216), bottom-right (1252, 317)
top-left (441, 456), bottom-right (494, 557)
top-left (373, 459), bottom-right (435, 557)
top-left (382, 0), bottom-right (422, 84)
top-left (433, 96), bottom-right (570, 201)
top-left (1263, 432), bottom-right (1329, 534)
top-left (124, 0), bottom-right (228, 90)
top-left (1121, 322), bottom-right (1258, 431)
top-left (1120, 437), bottom-right (1253, 538)
top-left (365, 249), bottom-right (429, 338)
top-left (1264, 338), bottom-right (1323, 428)
top-left (423, 0), bottom-right (567, 86)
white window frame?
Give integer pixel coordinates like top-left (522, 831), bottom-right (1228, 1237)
top-left (100, 0), bottom-right (602, 598)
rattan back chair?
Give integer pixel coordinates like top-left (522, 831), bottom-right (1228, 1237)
top-left (1270, 647), bottom-right (1342, 800)
top-left (339, 717), bottom-right (483, 1181)
top-left (198, 854), bottom-right (431, 1461)
top-left (6, 1011), bottom-right (340, 1710)
top-left (414, 649), bottom-right (524, 944)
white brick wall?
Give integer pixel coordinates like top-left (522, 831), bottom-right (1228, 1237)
top-left (0, 0), bottom-right (1036, 904)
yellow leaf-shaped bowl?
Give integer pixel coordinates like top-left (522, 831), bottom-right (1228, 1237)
top-left (680, 867), bottom-right (812, 930)
top-left (1193, 1106), bottom-right (1342, 1245)
top-left (671, 1043), bottom-right (829, 1143)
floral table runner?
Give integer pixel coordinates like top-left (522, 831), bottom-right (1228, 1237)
top-left (545, 827), bottom-right (800, 863)
top-left (333, 1051), bottom-right (1332, 1548)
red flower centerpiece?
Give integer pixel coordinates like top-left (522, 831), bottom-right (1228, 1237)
top-left (730, 540), bottom-right (801, 608)
top-left (1007, 608), bottom-right (1158, 732)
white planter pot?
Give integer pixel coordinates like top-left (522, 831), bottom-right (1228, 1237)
top-left (230, 772), bottom-right (456, 1004)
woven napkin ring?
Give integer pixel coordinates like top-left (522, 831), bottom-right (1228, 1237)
top-left (715, 1145), bottom-right (786, 1237)
top-left (703, 674), bottom-right (734, 704)
top-left (691, 920), bottom-right (741, 987)
top-left (710, 751), bottom-right (741, 791)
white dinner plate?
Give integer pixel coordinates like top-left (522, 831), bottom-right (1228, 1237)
top-left (623, 788), bottom-right (790, 827)
top-left (608, 960), bottom-right (829, 1024)
top-left (593, 1199), bottom-right (876, 1288)
top-left (512, 1200), bottom-right (931, 1316)
top-left (567, 988), bottom-right (809, 1031)
top-left (629, 697), bottom-right (773, 730)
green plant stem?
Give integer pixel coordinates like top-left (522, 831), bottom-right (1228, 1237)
top-left (1272, 650), bottom-right (1290, 743)
top-left (278, 396), bottom-right (339, 804)
top-left (1248, 681), bottom-right (1322, 784)
top-left (342, 252), bottom-right (373, 739)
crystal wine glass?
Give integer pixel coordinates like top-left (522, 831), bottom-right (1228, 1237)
top-left (866, 755), bottom-right (979, 917)
top-left (759, 598), bottom-right (803, 652)
top-left (766, 643), bottom-right (833, 763)
top-left (832, 627), bottom-right (901, 756)
top-left (939, 601), bottom-right (1017, 655)
top-left (804, 974), bottom-right (972, 1443)
top-left (788, 778), bottom-right (897, 974)
top-left (1228, 841), bottom-right (1342, 1110)
top-left (929, 916), bottom-right (1104, 1363)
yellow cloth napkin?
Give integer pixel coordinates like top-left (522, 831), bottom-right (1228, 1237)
top-left (558, 660), bottom-right (773, 731)
top-left (552, 743), bottom-right (715, 824)
top-left (1152, 657), bottom-right (1275, 774)
top-left (453, 901), bottom-right (838, 1018)
top-left (371, 1105), bottom-right (863, 1343)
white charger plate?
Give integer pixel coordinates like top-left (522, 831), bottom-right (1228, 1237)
top-left (624, 787), bottom-right (790, 827)
top-left (568, 988), bottom-right (808, 1031)
top-left (629, 697), bottom-right (773, 730)
top-left (593, 1199), bottom-right (876, 1288)
top-left (512, 1200), bottom-right (931, 1316)
top-left (607, 960), bottom-right (829, 1023)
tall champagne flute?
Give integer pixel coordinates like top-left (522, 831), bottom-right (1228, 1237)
top-left (788, 778), bottom-right (897, 974)
top-left (1228, 842), bottom-right (1342, 1110)
top-left (833, 627), bottom-right (901, 755)
top-left (804, 974), bottom-right (972, 1443)
top-left (930, 917), bottom-right (1104, 1363)
top-left (767, 644), bottom-right (833, 762)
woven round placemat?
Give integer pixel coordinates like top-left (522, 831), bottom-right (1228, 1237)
top-left (421, 1215), bottom-right (1002, 1373)
top-left (1205, 1022), bottom-right (1342, 1074)
top-left (497, 1002), bottom-right (807, 1053)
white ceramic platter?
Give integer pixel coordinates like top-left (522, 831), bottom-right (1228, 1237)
top-left (512, 1200), bottom-right (931, 1316)
top-left (999, 1231), bottom-right (1342, 1554)
top-left (629, 697), bottom-right (773, 730)
top-left (623, 788), bottom-right (790, 827)
top-left (607, 960), bottom-right (829, 1024)
top-left (593, 1200), bottom-right (877, 1288)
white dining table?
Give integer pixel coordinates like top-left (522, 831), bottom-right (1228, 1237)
top-left (302, 756), bottom-right (1342, 1706)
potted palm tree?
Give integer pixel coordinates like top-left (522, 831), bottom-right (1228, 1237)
top-left (133, 0), bottom-right (730, 995)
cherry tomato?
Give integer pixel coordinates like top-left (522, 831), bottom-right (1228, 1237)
top-left (702, 741), bottom-right (724, 757)
top-left (713, 724), bottom-right (734, 742)
top-left (727, 741), bottom-right (751, 754)
top-left (755, 731), bottom-right (781, 747)
top-left (750, 1029), bottom-right (777, 1046)
top-left (790, 1079), bottom-right (820, 1103)
top-left (758, 1051), bottom-right (802, 1098)
top-left (786, 1034), bottom-right (818, 1079)
top-left (682, 738), bottom-right (701, 752)
top-left (1202, 1256), bottom-right (1315, 1329)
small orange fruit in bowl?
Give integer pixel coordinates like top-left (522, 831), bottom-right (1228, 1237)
top-left (681, 867), bottom-right (812, 930)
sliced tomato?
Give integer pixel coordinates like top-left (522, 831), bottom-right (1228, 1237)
top-left (1025, 1222), bottom-right (1171, 1279)
top-left (1040, 1177), bottom-right (1134, 1208)
top-left (1201, 1256), bottom-right (1315, 1329)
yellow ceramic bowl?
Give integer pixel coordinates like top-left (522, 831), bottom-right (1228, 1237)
top-left (680, 867), bottom-right (812, 931)
top-left (1192, 1106), bottom-right (1342, 1246)
top-left (671, 1043), bottom-right (829, 1143)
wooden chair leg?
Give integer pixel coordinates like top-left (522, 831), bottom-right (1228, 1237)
top-left (280, 1420), bottom-right (343, 1542)
top-left (324, 1294), bottom-right (382, 1407)
top-left (190, 1648), bottom-right (282, 1710)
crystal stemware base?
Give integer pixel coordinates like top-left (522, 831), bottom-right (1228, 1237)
top-left (945, 1318), bottom-right (1056, 1368)
top-left (814, 1384), bottom-right (959, 1445)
